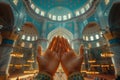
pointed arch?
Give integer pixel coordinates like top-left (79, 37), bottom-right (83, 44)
top-left (47, 27), bottom-right (73, 41)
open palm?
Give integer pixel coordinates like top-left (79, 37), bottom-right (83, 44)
top-left (60, 37), bottom-right (84, 76)
top-left (37, 37), bottom-right (61, 76)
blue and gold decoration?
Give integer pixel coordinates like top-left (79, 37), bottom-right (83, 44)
top-left (68, 72), bottom-right (84, 80)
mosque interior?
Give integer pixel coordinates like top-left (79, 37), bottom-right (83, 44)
top-left (0, 0), bottom-right (120, 80)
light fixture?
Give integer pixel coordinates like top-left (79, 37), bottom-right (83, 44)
top-left (0, 25), bottom-right (3, 29)
top-left (90, 64), bottom-right (100, 67)
top-left (27, 60), bottom-right (34, 63)
top-left (23, 64), bottom-right (31, 67)
top-left (88, 60), bottom-right (96, 63)
top-left (86, 71), bottom-right (99, 74)
top-left (81, 70), bottom-right (87, 73)
top-left (14, 64), bottom-right (22, 68)
top-left (24, 70), bottom-right (38, 74)
top-left (101, 65), bottom-right (109, 67)
top-left (111, 64), bottom-right (114, 67)
top-left (11, 52), bottom-right (23, 58)
top-left (9, 64), bottom-right (13, 67)
top-left (101, 52), bottom-right (114, 57)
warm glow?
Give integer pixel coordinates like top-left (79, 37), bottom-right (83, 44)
top-left (82, 62), bottom-right (85, 64)
top-left (105, 0), bottom-right (110, 5)
top-left (13, 0), bottom-right (18, 5)
top-left (101, 52), bottom-right (114, 57)
top-left (81, 70), bottom-right (87, 73)
top-left (101, 65), bottom-right (109, 67)
top-left (86, 71), bottom-right (99, 74)
top-left (15, 64), bottom-right (22, 68)
top-left (27, 60), bottom-right (34, 63)
top-left (91, 64), bottom-right (100, 67)
top-left (11, 52), bottom-right (23, 58)
top-left (111, 64), bottom-right (114, 67)
top-left (21, 35), bottom-right (25, 40)
top-left (76, 10), bottom-right (80, 16)
top-left (9, 74), bottom-right (35, 80)
top-left (88, 60), bottom-right (96, 63)
top-left (9, 64), bottom-right (13, 67)
top-left (24, 70), bottom-right (38, 74)
top-left (90, 36), bottom-right (94, 41)
top-left (23, 64), bottom-right (31, 67)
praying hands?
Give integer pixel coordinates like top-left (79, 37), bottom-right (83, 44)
top-left (35, 36), bottom-right (84, 80)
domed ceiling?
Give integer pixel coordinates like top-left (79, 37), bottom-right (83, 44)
top-left (31, 0), bottom-right (88, 11)
top-left (23, 0), bottom-right (97, 21)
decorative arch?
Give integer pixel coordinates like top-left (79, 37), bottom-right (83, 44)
top-left (109, 2), bottom-right (120, 31)
top-left (0, 2), bottom-right (14, 31)
top-left (47, 27), bottom-right (73, 42)
top-left (82, 22), bottom-right (100, 34)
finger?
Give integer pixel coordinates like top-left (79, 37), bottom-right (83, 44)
top-left (37, 46), bottom-right (42, 63)
top-left (57, 36), bottom-right (62, 59)
top-left (37, 46), bottom-right (42, 57)
top-left (78, 45), bottom-right (84, 63)
top-left (79, 44), bottom-right (84, 57)
top-left (52, 36), bottom-right (59, 52)
top-left (64, 38), bottom-right (72, 52)
top-left (59, 37), bottom-right (64, 59)
top-left (64, 38), bottom-right (70, 52)
top-left (62, 37), bottom-right (68, 52)
top-left (48, 37), bottom-right (56, 50)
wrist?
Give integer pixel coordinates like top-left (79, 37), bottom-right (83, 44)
top-left (39, 70), bottom-right (53, 76)
top-left (35, 71), bottom-right (53, 80)
top-left (68, 72), bottom-right (84, 80)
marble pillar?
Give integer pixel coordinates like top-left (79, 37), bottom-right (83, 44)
top-left (104, 31), bottom-right (120, 79)
top-left (0, 31), bottom-right (18, 80)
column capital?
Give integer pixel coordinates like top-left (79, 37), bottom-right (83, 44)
top-left (1, 31), bottom-right (18, 46)
top-left (1, 31), bottom-right (18, 41)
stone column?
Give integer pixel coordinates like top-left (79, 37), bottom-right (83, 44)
top-left (104, 31), bottom-right (120, 79)
top-left (0, 31), bottom-right (18, 80)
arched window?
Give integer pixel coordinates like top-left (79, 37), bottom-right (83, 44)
top-left (90, 36), bottom-right (94, 41)
top-left (41, 11), bottom-right (45, 16)
top-left (63, 15), bottom-right (67, 20)
top-left (105, 0), bottom-right (110, 5)
top-left (52, 15), bottom-right (56, 20)
top-left (36, 36), bottom-right (38, 40)
top-left (95, 34), bottom-right (99, 39)
top-left (31, 4), bottom-right (35, 9)
top-left (29, 43), bottom-right (32, 48)
top-left (58, 16), bottom-right (62, 21)
top-left (86, 36), bottom-right (89, 41)
top-left (27, 36), bottom-right (31, 41)
top-left (75, 11), bottom-right (80, 16)
top-left (21, 42), bottom-right (25, 47)
top-left (81, 8), bottom-right (85, 14)
top-left (32, 36), bottom-right (35, 41)
top-left (85, 3), bottom-right (90, 10)
top-left (35, 8), bottom-right (40, 14)
top-left (96, 42), bottom-right (100, 47)
top-left (68, 13), bottom-right (71, 19)
top-left (13, 0), bottom-right (18, 5)
top-left (100, 32), bottom-right (103, 37)
top-left (83, 35), bottom-right (85, 40)
top-left (22, 35), bottom-right (25, 40)
top-left (49, 14), bottom-right (52, 18)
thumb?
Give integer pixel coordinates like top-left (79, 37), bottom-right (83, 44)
top-left (79, 45), bottom-right (84, 61)
top-left (37, 46), bottom-right (42, 57)
top-left (79, 44), bottom-right (84, 56)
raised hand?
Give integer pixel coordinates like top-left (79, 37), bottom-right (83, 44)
top-left (60, 37), bottom-right (84, 76)
top-left (37, 36), bottom-right (61, 76)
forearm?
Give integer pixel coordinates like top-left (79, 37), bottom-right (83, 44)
top-left (68, 72), bottom-right (84, 80)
